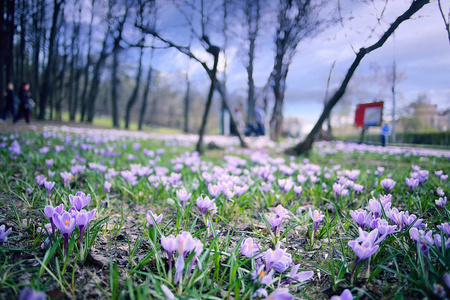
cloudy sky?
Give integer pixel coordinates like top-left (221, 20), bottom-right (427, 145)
top-left (144, 0), bottom-right (450, 133)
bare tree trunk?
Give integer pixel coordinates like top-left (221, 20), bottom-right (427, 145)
top-left (86, 21), bottom-right (111, 123)
top-left (111, 44), bottom-right (120, 128)
top-left (125, 44), bottom-right (144, 129)
top-left (244, 0), bottom-right (260, 126)
top-left (184, 73), bottom-right (190, 133)
top-left (196, 46), bottom-right (219, 154)
top-left (79, 0), bottom-right (94, 122)
top-left (286, 0), bottom-right (429, 155)
top-left (138, 64), bottom-right (152, 131)
top-left (39, 0), bottom-right (64, 120)
top-left (18, 0), bottom-right (27, 87)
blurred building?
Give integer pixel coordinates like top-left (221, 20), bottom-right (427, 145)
top-left (412, 101), bottom-right (450, 131)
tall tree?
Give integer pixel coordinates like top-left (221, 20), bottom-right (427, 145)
top-left (79, 0), bottom-right (95, 122)
top-left (137, 0), bottom-right (248, 154)
top-left (86, 4), bottom-right (113, 123)
top-left (243, 0), bottom-right (261, 128)
top-left (124, 39), bottom-right (144, 129)
top-left (286, 0), bottom-right (430, 155)
top-left (438, 0), bottom-right (450, 44)
top-left (68, 0), bottom-right (82, 121)
top-left (269, 0), bottom-right (326, 140)
top-left (39, 0), bottom-right (64, 120)
top-left (110, 2), bottom-right (130, 128)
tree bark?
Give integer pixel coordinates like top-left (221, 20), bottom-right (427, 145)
top-left (125, 45), bottom-right (144, 129)
top-left (196, 46), bottom-right (219, 154)
top-left (286, 0), bottom-right (430, 156)
top-left (79, 0), bottom-right (94, 122)
top-left (183, 73), bottom-right (190, 133)
top-left (39, 0), bottom-right (63, 120)
top-left (138, 64), bottom-right (153, 131)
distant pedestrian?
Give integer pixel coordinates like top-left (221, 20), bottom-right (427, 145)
top-left (255, 104), bottom-right (265, 136)
top-left (230, 106), bottom-right (245, 136)
top-left (381, 123), bottom-right (390, 147)
top-left (2, 82), bottom-right (17, 121)
top-left (15, 82), bottom-right (33, 124)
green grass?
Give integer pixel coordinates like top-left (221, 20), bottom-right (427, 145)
top-left (0, 128), bottom-right (448, 299)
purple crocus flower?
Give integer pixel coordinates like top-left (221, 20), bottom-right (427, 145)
top-left (121, 170), bottom-right (138, 186)
top-left (53, 212), bottom-right (76, 257)
top-left (437, 223), bottom-right (450, 236)
top-left (161, 234), bottom-right (177, 270)
top-left (370, 218), bottom-right (397, 239)
top-left (417, 170), bottom-right (429, 184)
top-left (196, 196), bottom-right (217, 216)
top-left (76, 209), bottom-right (96, 244)
top-left (146, 210), bottom-right (163, 227)
top-left (309, 208), bottom-right (325, 236)
top-left (18, 287), bottom-right (46, 300)
top-left (409, 228), bottom-right (434, 255)
top-left (104, 181), bottom-right (112, 193)
top-left (45, 159), bottom-right (54, 169)
top-left (69, 192), bottom-right (91, 211)
top-left (272, 243), bottom-right (292, 273)
top-left (70, 164), bottom-right (86, 175)
top-left (240, 237), bottom-right (260, 258)
top-left (0, 225), bottom-right (12, 243)
top-left (252, 265), bottom-right (274, 284)
top-left (263, 288), bottom-right (293, 300)
top-left (281, 264), bottom-right (313, 285)
top-left (44, 203), bottom-right (64, 235)
top-left (176, 188), bottom-right (191, 207)
top-left (174, 255), bottom-right (185, 284)
top-left (330, 289), bottom-right (353, 300)
top-left (348, 239), bottom-right (379, 264)
top-left (380, 178), bottom-right (395, 194)
top-left (60, 171), bottom-right (73, 187)
top-left (264, 246), bottom-right (286, 271)
top-left (433, 283), bottom-right (446, 298)
top-left (367, 198), bottom-right (382, 218)
top-left (268, 215), bottom-right (283, 236)
top-left (160, 284), bottom-right (175, 300)
top-left (435, 197), bottom-right (447, 211)
top-left (208, 184), bottom-right (221, 198)
top-left (433, 234), bottom-right (450, 249)
top-left (349, 209), bottom-right (373, 229)
top-left (44, 181), bottom-right (55, 198)
top-left (444, 273), bottom-right (450, 289)
top-left (333, 183), bottom-right (346, 200)
top-left (405, 178), bottom-right (419, 191)
top-left (440, 174), bottom-right (448, 183)
top-left (275, 205), bottom-right (290, 220)
top-left (35, 175), bottom-right (46, 186)
top-left (402, 212), bottom-right (426, 229)
top-left (176, 231), bottom-right (196, 258)
top-left (293, 185), bottom-right (303, 195)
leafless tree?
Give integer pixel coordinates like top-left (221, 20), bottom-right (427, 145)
top-left (286, 0), bottom-right (430, 155)
top-left (438, 0), bottom-right (450, 44)
top-left (38, 0), bottom-right (65, 120)
top-left (137, 0), bottom-right (247, 154)
top-left (269, 0), bottom-right (327, 140)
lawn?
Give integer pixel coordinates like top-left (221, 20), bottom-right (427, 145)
top-left (0, 126), bottom-right (448, 299)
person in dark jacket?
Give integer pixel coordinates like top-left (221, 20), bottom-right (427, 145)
top-left (2, 82), bottom-right (17, 121)
top-left (15, 82), bottom-right (32, 124)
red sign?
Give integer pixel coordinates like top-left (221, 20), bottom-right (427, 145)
top-left (354, 102), bottom-right (384, 127)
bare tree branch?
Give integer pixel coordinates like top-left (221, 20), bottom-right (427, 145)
top-left (286, 0), bottom-right (430, 156)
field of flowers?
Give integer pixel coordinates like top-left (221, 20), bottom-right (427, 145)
top-left (0, 126), bottom-right (449, 300)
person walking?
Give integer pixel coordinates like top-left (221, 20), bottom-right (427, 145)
top-left (15, 82), bottom-right (33, 124)
top-left (2, 82), bottom-right (17, 121)
top-left (255, 104), bottom-right (265, 136)
top-left (380, 123), bottom-right (390, 147)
